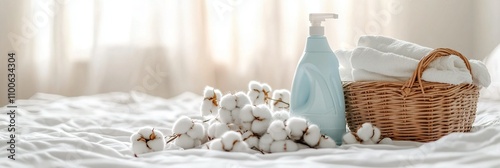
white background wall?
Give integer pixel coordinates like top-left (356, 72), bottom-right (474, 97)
top-left (473, 0), bottom-right (500, 61)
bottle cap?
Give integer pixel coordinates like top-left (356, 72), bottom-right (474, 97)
top-left (309, 13), bottom-right (338, 36)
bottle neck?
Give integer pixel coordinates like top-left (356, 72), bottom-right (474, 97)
top-left (305, 35), bottom-right (333, 52)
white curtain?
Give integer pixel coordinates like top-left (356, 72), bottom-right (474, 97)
top-left (1, 0), bottom-right (499, 102)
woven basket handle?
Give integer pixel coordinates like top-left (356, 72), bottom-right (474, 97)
top-left (401, 48), bottom-right (473, 96)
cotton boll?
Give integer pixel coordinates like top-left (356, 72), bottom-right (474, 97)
top-left (218, 108), bottom-right (233, 124)
top-left (285, 117), bottom-right (309, 140)
top-left (147, 129), bottom-right (166, 151)
top-left (187, 123), bottom-right (205, 140)
top-left (259, 133), bottom-right (274, 153)
top-left (356, 123), bottom-right (374, 141)
top-left (371, 127), bottom-right (381, 142)
top-left (361, 122), bottom-right (373, 128)
top-left (174, 133), bottom-right (196, 149)
top-left (250, 105), bottom-right (273, 135)
top-left (137, 127), bottom-right (154, 137)
top-left (221, 131), bottom-right (243, 150)
top-left (251, 120), bottom-right (270, 136)
top-left (240, 122), bottom-right (252, 132)
top-left (212, 123), bottom-right (231, 139)
top-left (215, 90), bottom-right (222, 100)
top-left (231, 141), bottom-right (250, 152)
top-left (284, 140), bottom-right (299, 152)
top-left (303, 124), bottom-right (321, 147)
top-left (362, 140), bottom-right (375, 144)
top-left (378, 137), bottom-right (393, 144)
top-left (173, 116), bottom-right (194, 134)
top-left (131, 128), bottom-right (165, 155)
top-left (254, 97), bottom-right (265, 105)
top-left (203, 86), bottom-right (217, 97)
top-left (271, 89), bottom-right (290, 111)
top-left (342, 133), bottom-right (360, 144)
top-left (241, 131), bottom-right (259, 148)
top-left (240, 105), bottom-right (272, 135)
top-left (270, 140), bottom-right (298, 153)
top-left (317, 135), bottom-right (336, 148)
top-left (272, 110), bottom-right (290, 121)
top-left (247, 81), bottom-right (265, 105)
top-left (130, 133), bottom-right (150, 155)
top-left (147, 138), bottom-right (165, 152)
top-left (201, 141), bottom-right (211, 149)
top-left (267, 120), bottom-right (288, 141)
top-left (245, 137), bottom-right (259, 149)
top-left (231, 108), bottom-right (242, 125)
top-left (269, 140), bottom-right (286, 153)
top-left (262, 83), bottom-right (272, 93)
top-left (248, 91), bottom-right (260, 105)
top-left (248, 81), bottom-right (263, 93)
top-left (199, 121), bottom-right (211, 143)
top-left (200, 100), bottom-right (216, 117)
top-left (296, 143), bottom-right (310, 150)
top-left (207, 122), bottom-right (231, 139)
top-left (208, 139), bottom-right (224, 151)
top-left (235, 92), bottom-right (251, 108)
top-left (253, 104), bottom-right (272, 118)
top-left (207, 122), bottom-right (217, 139)
top-left (261, 83), bottom-right (272, 104)
top-left (278, 90), bottom-right (290, 102)
top-left (201, 86), bottom-right (222, 117)
top-left (220, 94), bottom-right (237, 110)
top-left (219, 93), bottom-right (249, 125)
top-left (239, 105), bottom-right (255, 123)
top-left (193, 139), bottom-right (202, 147)
top-left (227, 123), bottom-right (240, 131)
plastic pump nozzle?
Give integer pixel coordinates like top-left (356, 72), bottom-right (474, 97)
top-left (309, 13), bottom-right (338, 36)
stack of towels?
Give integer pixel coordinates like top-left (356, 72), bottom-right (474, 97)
top-left (336, 35), bottom-right (491, 87)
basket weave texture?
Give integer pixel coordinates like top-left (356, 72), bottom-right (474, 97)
top-left (343, 48), bottom-right (479, 142)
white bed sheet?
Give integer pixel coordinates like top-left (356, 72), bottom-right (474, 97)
top-left (1, 92), bottom-right (499, 168)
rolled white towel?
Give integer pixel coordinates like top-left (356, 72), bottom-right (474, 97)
top-left (351, 47), bottom-right (419, 79)
top-left (422, 68), bottom-right (472, 85)
top-left (351, 46), bottom-right (488, 86)
top-left (356, 35), bottom-right (491, 87)
top-left (469, 60), bottom-right (491, 87)
top-left (357, 35), bottom-right (432, 60)
top-left (421, 55), bottom-right (473, 85)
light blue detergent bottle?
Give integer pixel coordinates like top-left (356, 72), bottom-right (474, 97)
top-left (290, 13), bottom-right (345, 145)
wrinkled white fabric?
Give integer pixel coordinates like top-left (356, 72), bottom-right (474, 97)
top-left (1, 92), bottom-right (499, 167)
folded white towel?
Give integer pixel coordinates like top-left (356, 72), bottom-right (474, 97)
top-left (334, 50), bottom-right (354, 81)
top-left (351, 47), bottom-right (477, 85)
top-left (351, 47), bottom-right (419, 79)
top-left (347, 35), bottom-right (491, 87)
top-left (358, 35), bottom-right (432, 60)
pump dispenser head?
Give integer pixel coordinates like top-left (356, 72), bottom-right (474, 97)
top-left (309, 13), bottom-right (338, 36)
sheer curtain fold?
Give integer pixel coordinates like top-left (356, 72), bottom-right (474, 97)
top-left (1, 0), bottom-right (497, 102)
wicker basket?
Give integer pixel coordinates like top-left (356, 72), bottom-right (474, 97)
top-left (343, 48), bottom-right (479, 142)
